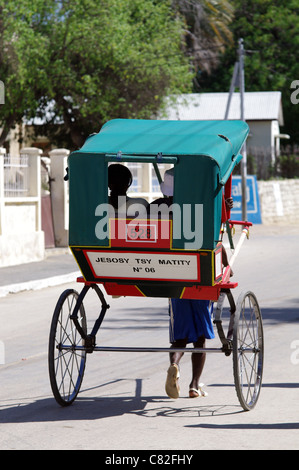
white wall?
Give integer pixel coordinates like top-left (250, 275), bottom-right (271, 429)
top-left (0, 147), bottom-right (44, 267)
top-left (247, 120), bottom-right (273, 159)
top-left (258, 179), bottom-right (299, 225)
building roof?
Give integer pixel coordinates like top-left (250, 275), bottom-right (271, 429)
top-left (162, 92), bottom-right (284, 125)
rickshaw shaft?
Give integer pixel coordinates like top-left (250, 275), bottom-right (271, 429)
top-left (59, 345), bottom-right (226, 353)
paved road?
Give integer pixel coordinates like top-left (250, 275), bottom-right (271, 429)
top-left (0, 225), bottom-right (298, 450)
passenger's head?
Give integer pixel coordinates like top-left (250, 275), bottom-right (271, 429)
top-left (108, 164), bottom-right (133, 194)
top-left (160, 168), bottom-right (174, 197)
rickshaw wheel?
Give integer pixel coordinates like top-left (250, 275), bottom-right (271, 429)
top-left (48, 289), bottom-right (87, 406)
top-left (233, 291), bottom-right (264, 411)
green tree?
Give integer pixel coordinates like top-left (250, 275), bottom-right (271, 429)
top-left (0, 0), bottom-right (49, 146)
top-left (197, 0), bottom-right (299, 144)
top-left (172, 0), bottom-right (234, 74)
top-left (0, 0), bottom-right (192, 149)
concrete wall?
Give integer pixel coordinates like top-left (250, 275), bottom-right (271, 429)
top-left (0, 147), bottom-right (44, 267)
top-left (49, 149), bottom-right (69, 247)
top-left (258, 179), bottom-right (299, 225)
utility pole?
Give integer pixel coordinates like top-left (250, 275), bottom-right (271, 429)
top-left (225, 38), bottom-right (247, 221)
top-left (239, 38), bottom-right (247, 221)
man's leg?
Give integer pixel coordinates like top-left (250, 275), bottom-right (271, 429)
top-left (189, 335), bottom-right (206, 395)
top-left (169, 338), bottom-right (187, 365)
top-left (165, 339), bottom-right (187, 398)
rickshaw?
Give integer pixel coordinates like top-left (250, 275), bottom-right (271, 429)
top-left (48, 119), bottom-right (264, 411)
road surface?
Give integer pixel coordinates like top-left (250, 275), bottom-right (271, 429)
top-left (0, 225), bottom-right (298, 450)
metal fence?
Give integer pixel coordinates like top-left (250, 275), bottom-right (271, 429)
top-left (3, 153), bottom-right (29, 197)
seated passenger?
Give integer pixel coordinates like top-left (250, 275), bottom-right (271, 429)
top-left (147, 168), bottom-right (174, 219)
top-left (108, 164), bottom-right (149, 217)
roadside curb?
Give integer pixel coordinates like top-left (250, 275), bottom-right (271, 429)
top-left (0, 271), bottom-right (80, 298)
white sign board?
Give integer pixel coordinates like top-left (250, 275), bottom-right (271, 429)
top-left (85, 251), bottom-right (199, 281)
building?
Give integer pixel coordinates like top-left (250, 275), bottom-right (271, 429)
top-left (162, 91), bottom-right (287, 164)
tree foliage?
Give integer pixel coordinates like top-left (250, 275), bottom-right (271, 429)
top-left (197, 0), bottom-right (299, 144)
top-left (0, 1), bottom-right (48, 145)
top-left (172, 0), bottom-right (234, 74)
top-left (0, 0), bottom-right (192, 149)
top-left (3, 0), bottom-right (298, 150)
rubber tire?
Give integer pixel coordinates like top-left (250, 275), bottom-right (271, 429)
top-left (48, 289), bottom-right (87, 406)
top-left (233, 291), bottom-right (264, 411)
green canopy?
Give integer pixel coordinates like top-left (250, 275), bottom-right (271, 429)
top-left (68, 119), bottom-right (249, 250)
top-left (80, 119), bottom-right (249, 185)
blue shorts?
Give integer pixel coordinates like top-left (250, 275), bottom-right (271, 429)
top-left (169, 299), bottom-right (215, 344)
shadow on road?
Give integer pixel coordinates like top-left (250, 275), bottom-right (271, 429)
top-left (0, 377), bottom-right (245, 424)
top-left (1, 378), bottom-right (298, 425)
top-left (186, 422), bottom-right (299, 430)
